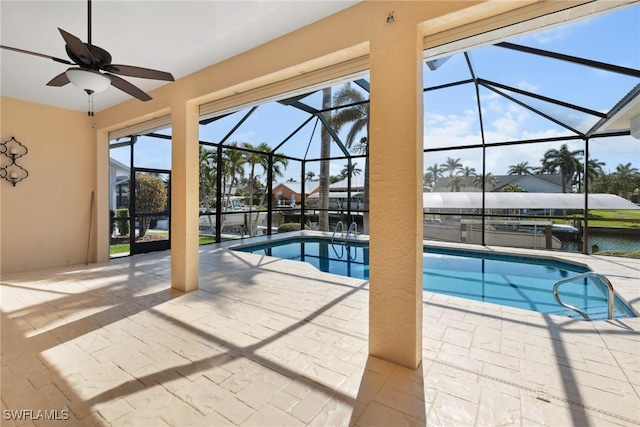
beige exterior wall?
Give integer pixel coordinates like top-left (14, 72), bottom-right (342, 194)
top-left (1, 97), bottom-right (96, 273)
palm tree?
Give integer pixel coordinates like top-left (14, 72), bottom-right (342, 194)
top-left (305, 171), bottom-right (318, 181)
top-left (441, 157), bottom-right (463, 177)
top-left (242, 142), bottom-right (288, 236)
top-left (446, 175), bottom-right (465, 192)
top-left (340, 162), bottom-right (362, 179)
top-left (473, 172), bottom-right (498, 191)
top-left (501, 183), bottom-right (524, 192)
top-left (615, 162), bottom-right (639, 177)
top-left (540, 144), bottom-right (584, 193)
top-left (574, 158), bottom-right (606, 192)
top-left (423, 172), bottom-right (434, 190)
top-left (319, 88), bottom-right (332, 232)
top-left (222, 142), bottom-right (245, 192)
top-left (426, 163), bottom-right (443, 188)
top-left (508, 161), bottom-right (533, 175)
top-left (199, 146), bottom-right (217, 231)
top-left (458, 166), bottom-right (476, 177)
top-left (331, 83), bottom-right (370, 232)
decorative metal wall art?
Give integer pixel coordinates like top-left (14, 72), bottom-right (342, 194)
top-left (1, 137), bottom-right (29, 186)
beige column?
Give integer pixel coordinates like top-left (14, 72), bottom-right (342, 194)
top-left (95, 129), bottom-right (110, 263)
top-left (171, 101), bottom-right (200, 291)
top-left (368, 15), bottom-right (423, 369)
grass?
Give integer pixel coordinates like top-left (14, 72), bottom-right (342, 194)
top-left (110, 234), bottom-right (219, 255)
top-left (598, 250), bottom-right (640, 259)
top-left (586, 210), bottom-right (640, 228)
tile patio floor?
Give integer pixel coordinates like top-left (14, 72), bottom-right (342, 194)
top-left (1, 233), bottom-right (639, 426)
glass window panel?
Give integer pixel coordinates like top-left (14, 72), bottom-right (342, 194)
top-left (484, 84), bottom-right (601, 134)
top-left (109, 144), bottom-right (131, 215)
top-left (477, 86), bottom-right (574, 144)
top-left (423, 53), bottom-right (473, 88)
top-left (510, 5), bottom-right (640, 71)
top-left (133, 134), bottom-right (171, 170)
top-left (215, 103), bottom-right (310, 151)
top-left (424, 82), bottom-right (482, 149)
top-left (200, 109), bottom-right (250, 144)
top-left (468, 44), bottom-right (640, 115)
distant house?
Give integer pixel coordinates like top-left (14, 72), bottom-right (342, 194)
top-left (109, 158), bottom-right (130, 211)
top-left (272, 181), bottom-right (320, 205)
top-left (432, 174), bottom-right (565, 193)
top-left (305, 175), bottom-right (365, 210)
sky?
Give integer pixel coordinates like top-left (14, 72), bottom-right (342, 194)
top-left (110, 4), bottom-right (640, 184)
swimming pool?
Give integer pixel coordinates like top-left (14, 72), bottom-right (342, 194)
top-left (233, 237), bottom-right (636, 320)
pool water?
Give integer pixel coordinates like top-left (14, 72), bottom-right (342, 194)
top-left (235, 238), bottom-right (635, 320)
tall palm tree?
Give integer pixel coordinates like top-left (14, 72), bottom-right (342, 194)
top-left (222, 142), bottom-right (245, 192)
top-left (305, 171), bottom-right (318, 181)
top-left (540, 144), bottom-right (584, 193)
top-left (441, 157), bottom-right (463, 177)
top-left (214, 142), bottom-right (246, 231)
top-left (426, 163), bottom-right (443, 188)
top-left (575, 158), bottom-right (606, 192)
top-left (199, 146), bottom-right (217, 231)
top-left (331, 83), bottom-right (370, 232)
top-left (473, 172), bottom-right (498, 191)
top-left (508, 161), bottom-right (533, 175)
top-left (446, 175), bottom-right (465, 192)
top-left (242, 142), bottom-right (288, 236)
top-left (319, 88), bottom-right (332, 232)
top-left (423, 172), bottom-right (434, 190)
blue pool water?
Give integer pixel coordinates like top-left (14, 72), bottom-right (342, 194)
top-left (234, 237), bottom-right (635, 320)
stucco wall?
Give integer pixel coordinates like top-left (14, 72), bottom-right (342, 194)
top-left (1, 97), bottom-right (96, 273)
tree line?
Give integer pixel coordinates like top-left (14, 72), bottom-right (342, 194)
top-left (424, 144), bottom-right (640, 196)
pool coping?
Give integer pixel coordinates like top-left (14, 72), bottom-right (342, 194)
top-left (221, 230), bottom-right (640, 320)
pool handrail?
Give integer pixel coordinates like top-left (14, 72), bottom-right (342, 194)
top-left (553, 272), bottom-right (615, 321)
top-left (332, 221), bottom-right (345, 243)
top-left (346, 222), bottom-right (358, 239)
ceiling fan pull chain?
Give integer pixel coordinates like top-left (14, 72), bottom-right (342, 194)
top-left (87, 93), bottom-right (94, 116)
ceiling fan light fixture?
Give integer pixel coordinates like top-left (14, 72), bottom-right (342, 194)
top-left (66, 68), bottom-right (110, 93)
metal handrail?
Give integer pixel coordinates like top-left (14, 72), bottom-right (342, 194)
top-left (332, 221), bottom-right (344, 243)
top-left (553, 272), bottom-right (615, 321)
top-left (346, 222), bottom-right (358, 239)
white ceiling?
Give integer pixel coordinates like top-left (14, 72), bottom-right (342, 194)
top-left (0, 0), bottom-right (360, 113)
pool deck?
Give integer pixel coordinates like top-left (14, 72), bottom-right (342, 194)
top-left (1, 232), bottom-right (638, 426)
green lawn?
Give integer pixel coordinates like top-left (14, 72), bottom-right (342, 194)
top-left (586, 209), bottom-right (640, 228)
top-left (110, 234), bottom-right (219, 255)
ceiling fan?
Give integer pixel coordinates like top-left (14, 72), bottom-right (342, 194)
top-left (0, 0), bottom-right (174, 106)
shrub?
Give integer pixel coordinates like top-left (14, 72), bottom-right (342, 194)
top-left (116, 208), bottom-right (130, 236)
top-left (109, 210), bottom-right (115, 236)
top-left (277, 222), bottom-right (307, 233)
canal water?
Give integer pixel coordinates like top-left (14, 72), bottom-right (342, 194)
top-left (588, 234), bottom-right (640, 251)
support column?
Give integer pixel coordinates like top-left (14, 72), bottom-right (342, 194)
top-left (368, 16), bottom-right (423, 369)
top-left (96, 129), bottom-right (110, 263)
top-left (171, 101), bottom-right (200, 291)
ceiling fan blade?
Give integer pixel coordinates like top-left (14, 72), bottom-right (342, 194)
top-left (103, 64), bottom-right (174, 81)
top-left (1, 45), bottom-right (73, 65)
top-left (46, 72), bottom-right (70, 87)
top-left (106, 73), bottom-right (152, 101)
top-left (58, 28), bottom-right (94, 65)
